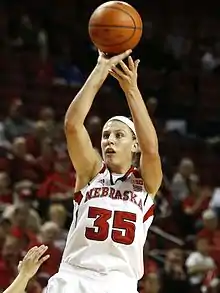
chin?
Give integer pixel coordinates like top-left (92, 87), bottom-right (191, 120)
top-left (104, 157), bottom-right (118, 168)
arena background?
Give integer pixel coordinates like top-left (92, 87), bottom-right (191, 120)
top-left (0, 0), bottom-right (220, 292)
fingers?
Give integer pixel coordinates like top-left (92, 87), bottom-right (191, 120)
top-left (111, 49), bottom-right (132, 64)
top-left (134, 59), bottom-right (140, 70)
top-left (117, 49), bottom-right (132, 60)
top-left (23, 246), bottom-right (38, 260)
top-left (24, 245), bottom-right (48, 262)
top-left (111, 66), bottom-right (126, 79)
top-left (118, 60), bottom-right (130, 74)
top-left (110, 56), bottom-right (140, 78)
top-left (109, 69), bottom-right (120, 81)
top-left (18, 261), bottom-right (22, 270)
top-left (39, 254), bottom-right (50, 265)
top-left (128, 56), bottom-right (140, 71)
top-left (32, 245), bottom-right (48, 261)
top-left (128, 56), bottom-right (135, 71)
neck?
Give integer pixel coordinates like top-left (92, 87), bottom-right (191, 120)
top-left (107, 164), bottom-right (132, 174)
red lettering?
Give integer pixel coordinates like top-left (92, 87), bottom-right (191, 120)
top-left (130, 192), bottom-right (137, 204)
top-left (138, 199), bottom-right (143, 211)
top-left (101, 187), bottom-right (109, 197)
top-left (84, 186), bottom-right (143, 212)
top-left (85, 189), bottom-right (93, 202)
top-left (109, 187), bottom-right (115, 199)
top-left (123, 191), bottom-right (130, 201)
top-left (94, 188), bottom-right (101, 197)
top-left (115, 190), bottom-right (122, 200)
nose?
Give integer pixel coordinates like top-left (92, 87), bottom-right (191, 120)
top-left (107, 133), bottom-right (115, 144)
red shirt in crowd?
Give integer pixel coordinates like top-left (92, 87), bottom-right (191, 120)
top-left (0, 259), bottom-right (16, 290)
top-left (37, 171), bottom-right (75, 199)
top-left (182, 195), bottom-right (210, 220)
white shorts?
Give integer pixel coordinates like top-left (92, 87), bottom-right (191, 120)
top-left (46, 262), bottom-right (138, 293)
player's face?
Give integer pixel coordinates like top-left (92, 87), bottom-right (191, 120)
top-left (101, 120), bottom-right (137, 172)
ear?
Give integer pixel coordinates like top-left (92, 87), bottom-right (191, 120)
top-left (131, 140), bottom-right (139, 153)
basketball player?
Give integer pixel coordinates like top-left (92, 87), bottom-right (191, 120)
top-left (46, 49), bottom-right (162, 293)
top-left (4, 245), bottom-right (50, 293)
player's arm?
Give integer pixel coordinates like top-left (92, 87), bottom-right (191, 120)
top-left (64, 64), bottom-right (108, 189)
top-left (3, 245), bottom-right (49, 293)
top-left (64, 50), bottom-right (132, 190)
top-left (109, 57), bottom-right (162, 196)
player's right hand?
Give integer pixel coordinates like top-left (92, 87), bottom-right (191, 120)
top-left (18, 245), bottom-right (50, 280)
top-left (97, 49), bottom-right (132, 69)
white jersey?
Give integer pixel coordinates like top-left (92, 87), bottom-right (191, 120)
top-left (61, 164), bottom-right (155, 281)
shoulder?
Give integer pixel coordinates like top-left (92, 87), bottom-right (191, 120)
top-left (133, 167), bottom-right (155, 200)
top-left (75, 162), bottom-right (107, 193)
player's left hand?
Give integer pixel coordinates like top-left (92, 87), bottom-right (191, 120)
top-left (108, 56), bottom-right (140, 92)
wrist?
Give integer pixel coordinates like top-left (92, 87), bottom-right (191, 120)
top-left (95, 63), bottom-right (109, 76)
top-left (125, 85), bottom-right (139, 96)
top-left (18, 271), bottom-right (32, 283)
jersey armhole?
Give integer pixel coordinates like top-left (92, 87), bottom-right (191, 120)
top-left (134, 167), bottom-right (156, 202)
top-left (74, 162), bottom-right (106, 200)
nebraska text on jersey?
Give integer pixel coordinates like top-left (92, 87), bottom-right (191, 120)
top-left (85, 186), bottom-right (143, 211)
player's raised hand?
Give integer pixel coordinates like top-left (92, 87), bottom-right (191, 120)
top-left (18, 245), bottom-right (50, 280)
top-left (97, 49), bottom-right (132, 69)
top-left (108, 56), bottom-right (140, 92)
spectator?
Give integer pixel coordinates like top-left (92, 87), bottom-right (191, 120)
top-left (0, 236), bottom-right (20, 291)
top-left (48, 204), bottom-right (68, 251)
top-left (197, 210), bottom-right (220, 271)
top-left (4, 99), bottom-right (33, 142)
top-left (38, 107), bottom-right (56, 138)
top-left (186, 237), bottom-right (218, 292)
top-left (0, 172), bottom-right (12, 206)
top-left (171, 158), bottom-right (195, 202)
top-left (31, 222), bottom-right (62, 287)
top-left (0, 218), bottom-right (11, 252)
top-left (26, 121), bottom-right (47, 157)
top-left (162, 249), bottom-right (190, 293)
top-left (10, 137), bottom-right (38, 183)
top-left (36, 138), bottom-right (55, 181)
top-left (182, 174), bottom-right (210, 234)
top-left (37, 153), bottom-right (75, 201)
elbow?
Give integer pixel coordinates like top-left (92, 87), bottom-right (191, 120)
top-left (142, 147), bottom-right (159, 157)
top-left (140, 140), bottom-right (159, 156)
top-left (64, 117), bottom-right (78, 133)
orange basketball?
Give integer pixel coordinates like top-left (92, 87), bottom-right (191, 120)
top-left (88, 1), bottom-right (142, 54)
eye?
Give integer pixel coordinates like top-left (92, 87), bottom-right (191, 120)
top-left (102, 132), bottom-right (109, 139)
top-left (116, 132), bottom-right (124, 139)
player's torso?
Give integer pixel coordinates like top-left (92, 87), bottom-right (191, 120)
top-left (62, 165), bottom-right (154, 280)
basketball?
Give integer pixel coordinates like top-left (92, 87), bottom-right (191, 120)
top-left (88, 1), bottom-right (142, 54)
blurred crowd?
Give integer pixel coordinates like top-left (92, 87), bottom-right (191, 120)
top-left (0, 0), bottom-right (220, 293)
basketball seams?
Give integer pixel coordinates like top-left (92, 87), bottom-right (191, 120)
top-left (89, 6), bottom-right (142, 30)
top-left (89, 24), bottom-right (142, 30)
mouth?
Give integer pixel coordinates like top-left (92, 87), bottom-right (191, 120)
top-left (105, 148), bottom-right (116, 155)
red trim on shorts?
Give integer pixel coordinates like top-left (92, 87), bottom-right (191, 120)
top-left (74, 191), bottom-right (83, 204)
top-left (143, 204), bottom-right (155, 222)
